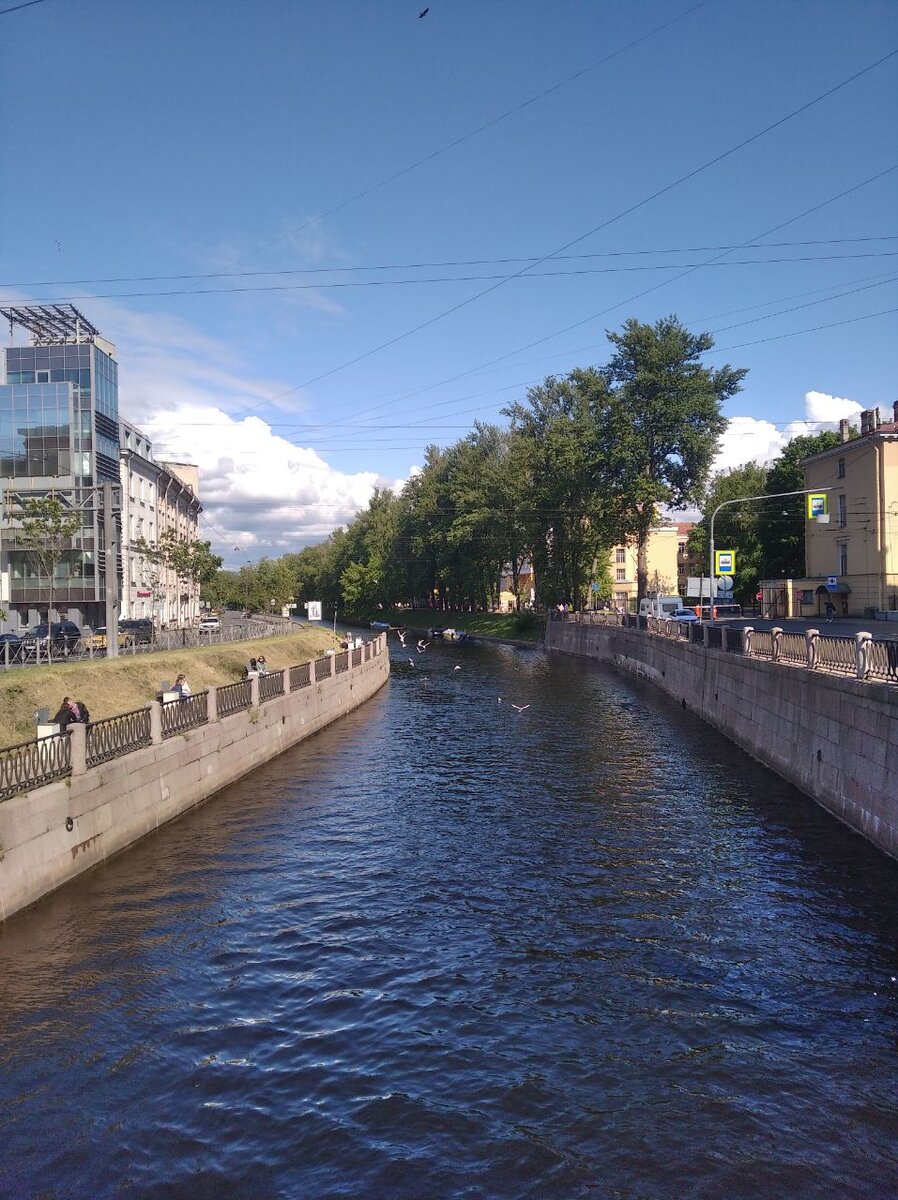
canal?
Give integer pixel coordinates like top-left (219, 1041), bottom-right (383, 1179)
top-left (2, 638), bottom-right (898, 1198)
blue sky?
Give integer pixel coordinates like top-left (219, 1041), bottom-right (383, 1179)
top-left (2, 0), bottom-right (896, 564)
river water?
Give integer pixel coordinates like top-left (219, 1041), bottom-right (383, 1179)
top-left (2, 639), bottom-right (898, 1199)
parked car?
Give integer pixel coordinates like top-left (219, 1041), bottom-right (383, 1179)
top-left (86, 626), bottom-right (135, 651)
top-left (20, 620), bottom-right (81, 657)
top-left (119, 618), bottom-right (155, 644)
top-left (671, 609), bottom-right (700, 623)
top-left (198, 615), bottom-right (221, 632)
top-left (0, 632), bottom-right (23, 662)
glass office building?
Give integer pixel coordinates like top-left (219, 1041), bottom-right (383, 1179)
top-left (0, 305), bottom-right (121, 629)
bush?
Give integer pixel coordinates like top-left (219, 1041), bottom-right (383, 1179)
top-left (512, 609), bottom-right (538, 634)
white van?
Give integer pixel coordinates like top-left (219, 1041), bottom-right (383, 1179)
top-left (638, 595), bottom-right (684, 618)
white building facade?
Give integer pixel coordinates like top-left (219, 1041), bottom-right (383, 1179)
top-left (119, 421), bottom-right (202, 627)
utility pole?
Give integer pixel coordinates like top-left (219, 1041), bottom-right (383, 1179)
top-left (103, 482), bottom-right (120, 657)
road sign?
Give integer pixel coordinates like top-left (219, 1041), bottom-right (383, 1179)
top-left (305, 600), bottom-right (322, 621)
top-left (826, 575), bottom-right (839, 593)
top-left (715, 576), bottom-right (734, 593)
top-left (807, 493), bottom-right (828, 520)
top-left (714, 549), bottom-right (735, 576)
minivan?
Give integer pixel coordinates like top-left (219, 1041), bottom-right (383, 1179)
top-left (638, 595), bottom-right (684, 618)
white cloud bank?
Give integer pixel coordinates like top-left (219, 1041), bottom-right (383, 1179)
top-left (712, 390), bottom-right (866, 475)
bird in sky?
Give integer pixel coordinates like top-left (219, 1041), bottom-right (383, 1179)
top-left (397, 629), bottom-right (407, 648)
top-left (511, 704), bottom-right (530, 714)
top-left (55, 240), bottom-right (62, 251)
top-left (418, 7), bottom-right (429, 17)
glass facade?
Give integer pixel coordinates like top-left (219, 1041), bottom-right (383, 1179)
top-left (1, 337), bottom-right (121, 624)
top-left (0, 383), bottom-right (72, 480)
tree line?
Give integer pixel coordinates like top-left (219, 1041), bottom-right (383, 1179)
top-left (205, 316), bottom-right (762, 615)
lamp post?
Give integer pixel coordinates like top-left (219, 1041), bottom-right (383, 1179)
top-left (707, 487), bottom-right (832, 620)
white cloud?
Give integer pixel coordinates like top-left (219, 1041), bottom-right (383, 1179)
top-left (712, 389), bottom-right (869, 476)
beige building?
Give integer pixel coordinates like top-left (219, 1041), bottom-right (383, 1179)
top-left (608, 524), bottom-right (680, 611)
top-left (799, 407), bottom-right (898, 616)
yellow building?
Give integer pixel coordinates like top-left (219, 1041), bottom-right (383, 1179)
top-left (607, 524), bottom-right (680, 612)
top-left (797, 408), bottom-right (898, 616)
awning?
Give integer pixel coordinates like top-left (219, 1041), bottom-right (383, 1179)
top-left (814, 582), bottom-right (851, 594)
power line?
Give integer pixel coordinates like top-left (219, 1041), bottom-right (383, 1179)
top-left (4, 235), bottom-right (895, 291)
top-left (710, 304), bottom-right (898, 353)
top-left (180, 1), bottom-right (707, 288)
top-left (14, 251), bottom-right (898, 306)
top-left (236, 49), bottom-right (898, 411)
top-left (0, 0), bottom-right (48, 14)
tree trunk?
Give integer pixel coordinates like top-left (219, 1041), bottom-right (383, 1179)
top-left (636, 531), bottom-right (648, 605)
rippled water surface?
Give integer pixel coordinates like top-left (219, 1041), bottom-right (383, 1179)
top-left (2, 639), bottom-right (898, 1199)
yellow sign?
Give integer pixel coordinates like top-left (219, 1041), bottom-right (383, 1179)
top-left (714, 549), bottom-right (736, 576)
top-left (807, 493), bottom-right (828, 519)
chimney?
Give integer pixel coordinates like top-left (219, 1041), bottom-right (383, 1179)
top-left (861, 409), bottom-right (875, 436)
top-left (893, 400), bottom-right (898, 425)
top-left (839, 418), bottom-right (850, 442)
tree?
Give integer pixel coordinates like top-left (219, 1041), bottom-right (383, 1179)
top-left (599, 316), bottom-right (747, 603)
top-left (18, 494), bottom-right (82, 627)
top-left (136, 531), bottom-right (223, 602)
top-left (757, 430), bottom-right (849, 579)
top-left (688, 462), bottom-right (768, 604)
top-left (504, 368), bottom-right (616, 609)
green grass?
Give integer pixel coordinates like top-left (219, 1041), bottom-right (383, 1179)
top-left (357, 608), bottom-right (545, 642)
top-left (0, 626), bottom-right (340, 749)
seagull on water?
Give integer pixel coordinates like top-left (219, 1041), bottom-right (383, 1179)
top-left (397, 629), bottom-right (407, 648)
top-left (453, 665), bottom-right (461, 671)
top-left (408, 658), bottom-right (417, 668)
top-left (511, 703), bottom-right (530, 713)
top-left (416, 640), bottom-right (429, 653)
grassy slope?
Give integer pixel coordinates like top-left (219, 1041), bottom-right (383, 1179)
top-left (356, 608), bottom-right (544, 642)
top-left (0, 627), bottom-right (339, 748)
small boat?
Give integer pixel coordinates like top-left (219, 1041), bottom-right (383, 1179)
top-left (428, 626), bottom-right (445, 638)
top-left (370, 620), bottom-right (392, 629)
top-left (442, 628), bottom-right (469, 642)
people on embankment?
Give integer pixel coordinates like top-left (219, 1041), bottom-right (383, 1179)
top-left (53, 696), bottom-right (90, 731)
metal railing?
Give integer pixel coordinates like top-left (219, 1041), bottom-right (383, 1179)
top-left (334, 650), bottom-right (349, 674)
top-left (0, 632), bottom-right (387, 798)
top-left (290, 662), bottom-right (311, 690)
top-left (352, 647), bottom-right (363, 668)
top-left (259, 670), bottom-right (285, 702)
top-left (559, 613), bottom-right (898, 687)
top-left (0, 732), bottom-right (71, 802)
top-left (864, 637), bottom-right (898, 683)
top-left (161, 691), bottom-right (209, 738)
top-left (217, 679), bottom-right (252, 717)
top-left (86, 708), bottom-right (152, 768)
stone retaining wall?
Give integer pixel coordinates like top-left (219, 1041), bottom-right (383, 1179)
top-left (0, 640), bottom-right (390, 921)
top-left (546, 620), bottom-right (898, 861)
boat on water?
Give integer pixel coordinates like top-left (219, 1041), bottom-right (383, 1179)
top-left (370, 620), bottom-right (392, 629)
top-left (441, 627), bottom-right (470, 642)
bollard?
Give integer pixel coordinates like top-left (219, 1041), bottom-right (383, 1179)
top-left (70, 722), bottom-right (87, 776)
top-left (149, 700), bottom-right (163, 746)
top-left (771, 627), bottom-right (783, 663)
top-left (856, 631), bottom-right (872, 681)
top-left (805, 627), bottom-right (819, 670)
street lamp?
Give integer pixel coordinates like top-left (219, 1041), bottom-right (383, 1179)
top-left (706, 487), bottom-right (832, 620)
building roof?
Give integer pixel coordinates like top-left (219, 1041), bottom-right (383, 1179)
top-left (0, 303), bottom-right (101, 344)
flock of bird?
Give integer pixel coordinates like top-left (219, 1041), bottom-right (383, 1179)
top-left (392, 627), bottom-right (529, 712)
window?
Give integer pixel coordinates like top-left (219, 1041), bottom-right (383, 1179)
top-left (838, 494), bottom-right (846, 527)
top-left (616, 568), bottom-right (626, 581)
top-left (838, 458), bottom-right (845, 478)
top-left (839, 543), bottom-right (848, 576)
top-left (615, 548), bottom-right (626, 564)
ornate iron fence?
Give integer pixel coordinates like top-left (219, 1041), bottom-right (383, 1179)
top-left (334, 650), bottom-right (349, 674)
top-left (364, 642), bottom-right (371, 661)
top-left (161, 691), bottom-right (209, 738)
top-left (748, 629), bottom-right (775, 659)
top-left (0, 732), bottom-right (72, 801)
top-left (864, 638), bottom-right (898, 683)
top-left (815, 635), bottom-right (856, 675)
top-left (217, 680), bottom-right (252, 717)
top-left (314, 656), bottom-right (332, 682)
top-left (779, 631), bottom-right (808, 665)
top-left (259, 670), bottom-right (285, 702)
top-left (352, 647), bottom-right (363, 667)
top-left (86, 708), bottom-right (152, 768)
top-left (290, 662), bottom-right (311, 690)
top-left (706, 626), bottom-right (723, 650)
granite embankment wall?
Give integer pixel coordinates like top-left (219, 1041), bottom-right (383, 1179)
top-left (0, 641), bottom-right (390, 921)
top-left (546, 620), bottom-right (898, 860)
